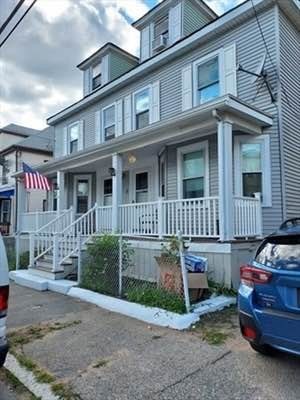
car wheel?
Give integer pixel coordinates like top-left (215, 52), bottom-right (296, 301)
top-left (250, 342), bottom-right (275, 356)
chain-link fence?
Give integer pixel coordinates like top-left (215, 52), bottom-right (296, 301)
top-left (79, 234), bottom-right (194, 314)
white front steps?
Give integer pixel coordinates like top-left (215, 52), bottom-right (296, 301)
top-left (10, 270), bottom-right (77, 294)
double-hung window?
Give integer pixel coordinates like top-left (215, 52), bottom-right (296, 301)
top-left (135, 172), bottom-right (148, 203)
top-left (178, 142), bottom-right (208, 199)
top-left (134, 88), bottom-right (150, 130)
top-left (103, 105), bottom-right (116, 141)
top-left (69, 123), bottom-right (79, 154)
top-left (92, 63), bottom-right (101, 90)
top-left (234, 135), bottom-right (271, 206)
top-left (195, 56), bottom-right (220, 104)
top-left (103, 178), bottom-right (112, 206)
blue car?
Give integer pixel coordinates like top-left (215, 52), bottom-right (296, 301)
top-left (238, 218), bottom-right (300, 356)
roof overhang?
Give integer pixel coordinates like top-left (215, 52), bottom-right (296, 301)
top-left (34, 95), bottom-right (272, 176)
top-left (77, 43), bottom-right (139, 71)
top-left (47, 0), bottom-right (290, 125)
top-left (132, 0), bottom-right (217, 30)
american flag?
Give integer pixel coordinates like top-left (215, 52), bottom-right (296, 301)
top-left (23, 162), bottom-right (51, 191)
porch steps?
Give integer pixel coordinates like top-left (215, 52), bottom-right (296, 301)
top-left (30, 255), bottom-right (77, 281)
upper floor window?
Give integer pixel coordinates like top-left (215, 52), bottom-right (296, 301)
top-left (103, 104), bottom-right (115, 141)
top-left (196, 56), bottom-right (219, 104)
top-left (134, 88), bottom-right (150, 130)
top-left (92, 63), bottom-right (101, 90)
top-left (69, 123), bottom-right (79, 154)
top-left (152, 15), bottom-right (169, 53)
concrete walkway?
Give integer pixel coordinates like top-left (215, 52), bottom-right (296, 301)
top-left (6, 283), bottom-right (300, 400)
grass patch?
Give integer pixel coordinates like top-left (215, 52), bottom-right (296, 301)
top-left (11, 352), bottom-right (55, 384)
top-left (126, 286), bottom-right (186, 314)
top-left (191, 306), bottom-right (238, 345)
top-left (0, 368), bottom-right (40, 399)
top-left (51, 382), bottom-right (81, 400)
top-left (9, 320), bottom-right (81, 349)
top-left (7, 249), bottom-right (29, 271)
top-left (93, 359), bottom-right (109, 368)
top-left (201, 328), bottom-right (229, 345)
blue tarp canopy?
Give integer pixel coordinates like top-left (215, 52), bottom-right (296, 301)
top-left (0, 189), bottom-right (14, 198)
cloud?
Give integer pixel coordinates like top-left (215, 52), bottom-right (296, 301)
top-left (0, 0), bottom-right (149, 129)
top-left (0, 0), bottom-right (243, 130)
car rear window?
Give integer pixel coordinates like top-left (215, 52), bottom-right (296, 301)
top-left (255, 236), bottom-right (300, 270)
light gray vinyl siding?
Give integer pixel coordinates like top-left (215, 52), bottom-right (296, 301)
top-left (279, 10), bottom-right (300, 219)
top-left (183, 0), bottom-right (211, 36)
top-left (53, 6), bottom-right (283, 235)
top-left (110, 52), bottom-right (137, 82)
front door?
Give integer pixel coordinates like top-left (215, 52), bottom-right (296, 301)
top-left (74, 175), bottom-right (92, 215)
top-left (135, 171), bottom-right (149, 203)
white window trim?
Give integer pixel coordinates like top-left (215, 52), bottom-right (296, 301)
top-left (177, 141), bottom-right (209, 199)
top-left (73, 174), bottom-right (92, 214)
top-left (133, 85), bottom-right (152, 130)
top-left (234, 134), bottom-right (272, 207)
top-left (68, 121), bottom-right (80, 154)
top-left (129, 167), bottom-right (154, 203)
top-left (102, 102), bottom-right (116, 141)
top-left (192, 48), bottom-right (224, 107)
top-left (99, 175), bottom-right (113, 206)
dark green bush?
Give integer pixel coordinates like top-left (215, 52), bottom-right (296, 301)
top-left (80, 235), bottom-right (134, 296)
top-left (7, 250), bottom-right (29, 271)
top-left (126, 286), bottom-right (186, 314)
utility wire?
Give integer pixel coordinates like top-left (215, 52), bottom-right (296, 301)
top-left (250, 0), bottom-right (298, 115)
top-left (0, 0), bottom-right (26, 35)
top-left (0, 0), bottom-right (37, 48)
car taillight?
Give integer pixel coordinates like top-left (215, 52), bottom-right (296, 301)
top-left (0, 285), bottom-right (9, 317)
top-left (240, 264), bottom-right (272, 287)
top-left (242, 326), bottom-right (257, 340)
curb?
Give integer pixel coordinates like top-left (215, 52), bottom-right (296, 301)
top-left (4, 353), bottom-right (59, 400)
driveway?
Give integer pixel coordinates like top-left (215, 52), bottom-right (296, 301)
top-left (5, 283), bottom-right (300, 400)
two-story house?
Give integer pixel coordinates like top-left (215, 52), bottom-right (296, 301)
top-left (19, 0), bottom-right (299, 287)
top-left (0, 125), bottom-right (53, 235)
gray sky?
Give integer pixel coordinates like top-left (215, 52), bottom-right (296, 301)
top-left (0, 0), bottom-right (242, 129)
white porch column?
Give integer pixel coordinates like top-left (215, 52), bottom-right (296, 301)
top-left (57, 171), bottom-right (66, 214)
top-left (112, 153), bottom-right (123, 233)
top-left (217, 117), bottom-right (234, 241)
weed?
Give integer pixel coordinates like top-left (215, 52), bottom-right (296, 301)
top-left (201, 328), bottom-right (229, 345)
top-left (93, 359), bottom-right (109, 368)
top-left (126, 286), bottom-right (186, 314)
top-left (51, 382), bottom-right (81, 400)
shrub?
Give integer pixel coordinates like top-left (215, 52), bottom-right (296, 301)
top-left (80, 234), bottom-right (134, 296)
top-left (7, 249), bottom-right (29, 271)
top-left (126, 286), bottom-right (186, 314)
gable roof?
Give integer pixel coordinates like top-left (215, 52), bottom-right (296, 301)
top-left (0, 123), bottom-right (41, 138)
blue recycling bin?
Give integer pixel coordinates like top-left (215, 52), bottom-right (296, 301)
top-left (184, 254), bottom-right (207, 273)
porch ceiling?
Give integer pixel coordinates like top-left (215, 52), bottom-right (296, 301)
top-left (31, 95), bottom-right (273, 176)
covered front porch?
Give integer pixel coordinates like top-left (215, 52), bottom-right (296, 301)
top-left (19, 96), bottom-right (271, 242)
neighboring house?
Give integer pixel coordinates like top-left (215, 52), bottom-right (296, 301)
top-left (0, 125), bottom-right (53, 235)
top-left (18, 0), bottom-right (299, 287)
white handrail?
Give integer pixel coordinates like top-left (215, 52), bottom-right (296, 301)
top-left (30, 207), bottom-right (74, 266)
top-left (54, 204), bottom-right (98, 269)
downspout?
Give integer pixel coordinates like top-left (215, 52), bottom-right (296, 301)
top-left (274, 4), bottom-right (286, 222)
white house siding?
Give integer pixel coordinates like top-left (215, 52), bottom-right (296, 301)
top-left (53, 6), bottom-right (283, 234)
top-left (279, 10), bottom-right (300, 219)
top-left (110, 52), bottom-right (137, 82)
top-left (183, 0), bottom-right (212, 37)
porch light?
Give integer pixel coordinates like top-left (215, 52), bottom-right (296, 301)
top-left (108, 167), bottom-right (116, 177)
top-left (128, 154), bottom-right (137, 164)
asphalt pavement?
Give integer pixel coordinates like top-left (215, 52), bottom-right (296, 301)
top-left (3, 283), bottom-right (300, 400)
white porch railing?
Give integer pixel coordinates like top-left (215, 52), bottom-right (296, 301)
top-left (19, 210), bottom-right (59, 232)
top-left (55, 204), bottom-right (98, 269)
top-left (29, 208), bottom-right (74, 266)
top-left (119, 201), bottom-right (159, 236)
top-left (234, 195), bottom-right (262, 238)
top-left (162, 197), bottom-right (219, 238)
top-left (118, 197), bottom-right (219, 238)
top-left (97, 206), bottom-right (113, 233)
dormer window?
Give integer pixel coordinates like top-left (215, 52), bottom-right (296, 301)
top-left (152, 15), bottom-right (169, 53)
top-left (92, 63), bottom-right (102, 90)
